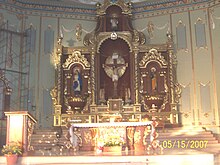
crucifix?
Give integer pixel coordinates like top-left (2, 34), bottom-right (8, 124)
top-left (103, 53), bottom-right (127, 98)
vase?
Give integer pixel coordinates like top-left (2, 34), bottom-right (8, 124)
top-left (104, 146), bottom-right (121, 152)
top-left (5, 154), bottom-right (18, 165)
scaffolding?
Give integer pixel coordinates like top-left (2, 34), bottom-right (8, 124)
top-left (0, 21), bottom-right (32, 146)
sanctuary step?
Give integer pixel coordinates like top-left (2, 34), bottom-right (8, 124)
top-left (153, 127), bottom-right (220, 155)
top-left (29, 126), bottom-right (220, 156)
top-left (29, 127), bottom-right (70, 153)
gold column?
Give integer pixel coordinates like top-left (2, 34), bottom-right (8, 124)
top-left (52, 37), bottom-right (63, 126)
top-left (133, 50), bottom-right (139, 104)
top-left (90, 50), bottom-right (96, 105)
top-left (167, 32), bottom-right (178, 123)
top-left (56, 37), bottom-right (63, 105)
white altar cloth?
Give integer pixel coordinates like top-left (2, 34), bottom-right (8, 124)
top-left (69, 121), bottom-right (157, 152)
top-left (71, 121), bottom-right (152, 128)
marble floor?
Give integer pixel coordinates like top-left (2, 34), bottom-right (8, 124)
top-left (0, 149), bottom-right (217, 165)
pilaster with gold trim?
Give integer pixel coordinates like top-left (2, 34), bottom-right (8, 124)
top-left (167, 32), bottom-right (180, 123)
top-left (51, 36), bottom-right (63, 126)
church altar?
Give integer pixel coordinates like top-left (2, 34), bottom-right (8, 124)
top-left (51, 0), bottom-right (181, 129)
top-left (69, 121), bottom-right (160, 152)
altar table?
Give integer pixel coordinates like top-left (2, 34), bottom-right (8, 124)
top-left (69, 121), bottom-right (158, 151)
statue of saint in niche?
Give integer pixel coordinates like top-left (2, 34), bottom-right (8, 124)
top-left (150, 67), bottom-right (157, 92)
top-left (110, 17), bottom-right (118, 31)
top-left (72, 67), bottom-right (82, 95)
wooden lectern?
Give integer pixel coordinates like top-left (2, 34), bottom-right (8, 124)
top-left (4, 111), bottom-right (37, 153)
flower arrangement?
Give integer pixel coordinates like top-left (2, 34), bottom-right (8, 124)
top-left (103, 135), bottom-right (124, 147)
top-left (1, 142), bottom-right (22, 155)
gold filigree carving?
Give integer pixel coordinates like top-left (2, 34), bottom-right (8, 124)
top-left (51, 52), bottom-right (62, 70)
top-left (54, 105), bottom-right (62, 114)
top-left (27, 118), bottom-right (35, 151)
top-left (97, 32), bottom-right (132, 53)
top-left (50, 87), bottom-right (58, 105)
top-left (127, 127), bottom-right (135, 145)
top-left (139, 48), bottom-right (167, 68)
top-left (143, 127), bottom-right (151, 145)
top-left (83, 32), bottom-right (97, 46)
top-left (71, 97), bottom-right (84, 102)
top-left (51, 37), bottom-right (63, 69)
top-left (90, 128), bottom-right (98, 146)
top-left (132, 30), bottom-right (146, 45)
top-left (62, 51), bottom-right (90, 70)
top-left (174, 83), bottom-right (182, 103)
top-left (83, 131), bottom-right (92, 144)
top-left (96, 0), bottom-right (132, 16)
top-left (134, 130), bottom-right (141, 144)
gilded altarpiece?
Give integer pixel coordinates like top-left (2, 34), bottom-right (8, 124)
top-left (51, 0), bottom-right (181, 127)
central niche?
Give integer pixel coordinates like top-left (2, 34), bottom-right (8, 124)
top-left (99, 38), bottom-right (131, 101)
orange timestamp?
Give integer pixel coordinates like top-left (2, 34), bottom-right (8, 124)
top-left (161, 140), bottom-right (208, 149)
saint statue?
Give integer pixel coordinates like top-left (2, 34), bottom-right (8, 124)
top-left (99, 88), bottom-right (106, 105)
top-left (73, 68), bottom-right (82, 95)
top-left (150, 67), bottom-right (157, 92)
top-left (110, 18), bottom-right (118, 31)
top-left (112, 66), bottom-right (119, 92)
top-left (75, 24), bottom-right (82, 41)
top-left (147, 21), bottom-right (154, 39)
top-left (125, 88), bottom-right (131, 105)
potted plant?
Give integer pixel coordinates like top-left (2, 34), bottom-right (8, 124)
top-left (1, 142), bottom-right (22, 165)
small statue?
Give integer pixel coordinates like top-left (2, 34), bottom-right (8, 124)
top-left (147, 21), bottom-right (154, 39)
top-left (110, 18), bottom-right (118, 31)
top-left (150, 67), bottom-right (157, 92)
top-left (75, 24), bottom-right (82, 41)
top-left (125, 88), bottom-right (131, 105)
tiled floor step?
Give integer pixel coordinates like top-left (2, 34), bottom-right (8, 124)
top-left (30, 126), bottom-right (220, 155)
top-left (153, 127), bottom-right (220, 154)
top-left (30, 128), bottom-right (69, 151)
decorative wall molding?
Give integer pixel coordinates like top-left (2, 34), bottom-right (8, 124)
top-left (0, 0), bottom-right (220, 21)
top-left (133, 0), bottom-right (218, 19)
top-left (209, 8), bottom-right (220, 29)
top-left (0, 1), bottom-right (96, 20)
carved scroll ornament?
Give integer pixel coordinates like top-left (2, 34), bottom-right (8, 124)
top-left (62, 51), bottom-right (90, 70)
top-left (139, 48), bottom-right (167, 68)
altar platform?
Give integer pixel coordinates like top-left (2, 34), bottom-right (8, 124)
top-left (1, 125), bottom-right (219, 165)
top-left (0, 149), bottom-right (216, 165)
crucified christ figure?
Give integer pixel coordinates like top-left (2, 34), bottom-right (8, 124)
top-left (112, 66), bottom-right (119, 98)
top-left (103, 53), bottom-right (127, 98)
